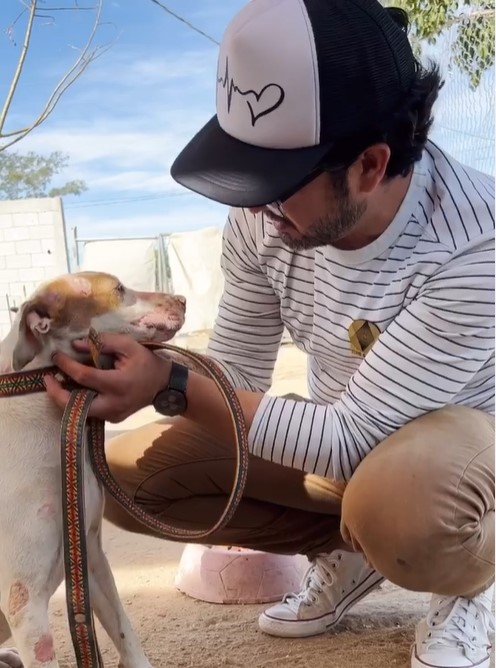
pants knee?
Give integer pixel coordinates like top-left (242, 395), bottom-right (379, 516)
top-left (341, 406), bottom-right (495, 597)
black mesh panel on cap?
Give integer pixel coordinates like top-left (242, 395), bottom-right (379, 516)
top-left (303, 0), bottom-right (416, 143)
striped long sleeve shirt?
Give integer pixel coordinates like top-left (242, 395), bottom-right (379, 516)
top-left (206, 141), bottom-right (495, 482)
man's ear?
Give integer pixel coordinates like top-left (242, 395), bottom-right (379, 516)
top-left (12, 301), bottom-right (53, 371)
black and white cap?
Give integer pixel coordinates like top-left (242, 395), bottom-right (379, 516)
top-left (171, 0), bottom-right (416, 208)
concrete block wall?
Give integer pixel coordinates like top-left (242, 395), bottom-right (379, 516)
top-left (0, 197), bottom-right (69, 339)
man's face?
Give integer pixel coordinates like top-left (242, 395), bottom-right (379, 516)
top-left (250, 170), bottom-right (367, 251)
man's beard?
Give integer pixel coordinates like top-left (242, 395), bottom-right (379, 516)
top-left (279, 180), bottom-right (367, 251)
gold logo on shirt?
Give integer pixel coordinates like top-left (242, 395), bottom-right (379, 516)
top-left (348, 320), bottom-right (381, 356)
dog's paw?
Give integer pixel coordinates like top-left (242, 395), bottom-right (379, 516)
top-left (0, 648), bottom-right (23, 668)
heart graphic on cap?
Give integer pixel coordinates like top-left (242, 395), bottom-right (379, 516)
top-left (246, 84), bottom-right (285, 126)
top-left (217, 58), bottom-right (286, 127)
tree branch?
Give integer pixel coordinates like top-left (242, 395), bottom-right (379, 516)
top-left (0, 0), bottom-right (37, 135)
top-left (148, 0), bottom-right (219, 45)
top-left (0, 0), bottom-right (113, 152)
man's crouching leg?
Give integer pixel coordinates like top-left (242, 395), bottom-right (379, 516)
top-left (103, 415), bottom-right (347, 555)
top-left (341, 405), bottom-right (495, 668)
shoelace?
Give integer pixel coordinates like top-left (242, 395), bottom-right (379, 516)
top-left (281, 554), bottom-right (342, 613)
top-left (422, 594), bottom-right (495, 654)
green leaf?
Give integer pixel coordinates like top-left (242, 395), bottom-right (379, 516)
top-left (0, 151), bottom-right (88, 200)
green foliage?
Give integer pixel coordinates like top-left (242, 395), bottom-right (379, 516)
top-left (384, 0), bottom-right (495, 89)
top-left (0, 151), bottom-right (87, 200)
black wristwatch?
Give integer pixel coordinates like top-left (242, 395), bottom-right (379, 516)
top-left (152, 361), bottom-right (189, 416)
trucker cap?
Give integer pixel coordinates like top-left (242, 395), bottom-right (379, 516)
top-left (170, 0), bottom-right (416, 207)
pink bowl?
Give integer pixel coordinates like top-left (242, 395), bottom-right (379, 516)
top-left (174, 544), bottom-right (309, 605)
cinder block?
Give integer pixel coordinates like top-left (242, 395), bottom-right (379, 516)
top-left (22, 267), bottom-right (46, 283)
top-left (38, 211), bottom-right (59, 226)
top-left (0, 269), bottom-right (21, 283)
top-left (6, 254), bottom-right (32, 269)
top-left (4, 227), bottom-right (31, 242)
top-left (31, 253), bottom-right (55, 268)
top-left (41, 239), bottom-right (56, 253)
top-left (0, 215), bottom-right (13, 229)
top-left (0, 241), bottom-right (15, 256)
top-left (15, 239), bottom-right (43, 254)
top-left (12, 212), bottom-right (39, 228)
top-left (28, 225), bottom-right (54, 240)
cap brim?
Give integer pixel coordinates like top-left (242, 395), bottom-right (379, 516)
top-left (170, 116), bottom-right (331, 208)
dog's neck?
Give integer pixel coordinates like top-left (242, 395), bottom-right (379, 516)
top-left (0, 335), bottom-right (80, 374)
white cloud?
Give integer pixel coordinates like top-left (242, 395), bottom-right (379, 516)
top-left (68, 200), bottom-right (228, 239)
top-left (21, 126), bottom-right (188, 169)
top-left (83, 50), bottom-right (217, 87)
top-left (14, 46), bottom-right (217, 195)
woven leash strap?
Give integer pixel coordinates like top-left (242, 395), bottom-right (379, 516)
top-left (0, 329), bottom-right (250, 668)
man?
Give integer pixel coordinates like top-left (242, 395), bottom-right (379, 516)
top-left (43, 1), bottom-right (494, 667)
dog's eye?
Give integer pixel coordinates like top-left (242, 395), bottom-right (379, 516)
top-left (116, 284), bottom-right (125, 295)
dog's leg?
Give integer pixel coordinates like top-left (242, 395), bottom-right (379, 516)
top-left (0, 586), bottom-right (58, 668)
top-left (88, 527), bottom-right (153, 668)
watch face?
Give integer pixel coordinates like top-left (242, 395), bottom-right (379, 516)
top-left (154, 389), bottom-right (187, 416)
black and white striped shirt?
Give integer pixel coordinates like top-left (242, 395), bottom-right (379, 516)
top-left (207, 141), bottom-right (495, 481)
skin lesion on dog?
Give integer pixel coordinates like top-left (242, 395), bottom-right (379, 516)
top-left (36, 503), bottom-right (56, 521)
top-left (33, 633), bottom-right (55, 663)
top-left (7, 582), bottom-right (29, 625)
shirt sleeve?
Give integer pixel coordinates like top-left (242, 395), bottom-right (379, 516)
top-left (206, 208), bottom-right (284, 392)
top-left (249, 234), bottom-right (495, 481)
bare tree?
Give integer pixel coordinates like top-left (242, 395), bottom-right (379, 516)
top-left (1, 0), bottom-right (111, 152)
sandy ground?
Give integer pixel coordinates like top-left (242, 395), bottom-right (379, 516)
top-left (3, 337), bottom-right (494, 667)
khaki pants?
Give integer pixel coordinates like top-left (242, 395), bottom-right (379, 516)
top-left (104, 404), bottom-right (495, 599)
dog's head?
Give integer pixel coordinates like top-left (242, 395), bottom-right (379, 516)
top-left (3, 271), bottom-right (186, 371)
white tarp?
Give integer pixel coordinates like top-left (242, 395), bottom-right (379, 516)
top-left (80, 238), bottom-right (157, 291)
top-left (166, 227), bottom-right (224, 334)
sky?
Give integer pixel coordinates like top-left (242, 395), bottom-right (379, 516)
top-left (0, 0), bottom-right (494, 246)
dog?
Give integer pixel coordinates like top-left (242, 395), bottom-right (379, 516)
top-left (0, 271), bottom-right (186, 667)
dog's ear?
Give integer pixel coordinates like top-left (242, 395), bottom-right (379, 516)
top-left (12, 300), bottom-right (54, 371)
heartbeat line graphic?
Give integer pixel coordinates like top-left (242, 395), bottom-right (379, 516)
top-left (217, 57), bottom-right (285, 126)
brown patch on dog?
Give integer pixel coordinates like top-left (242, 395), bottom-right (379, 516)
top-left (22, 272), bottom-right (123, 332)
top-left (23, 272), bottom-right (185, 333)
top-left (11, 271), bottom-right (186, 370)
top-left (8, 581), bottom-right (29, 623)
top-left (34, 633), bottom-right (55, 663)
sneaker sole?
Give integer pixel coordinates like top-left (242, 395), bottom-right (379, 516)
top-left (258, 571), bottom-right (385, 638)
top-left (410, 643), bottom-right (491, 668)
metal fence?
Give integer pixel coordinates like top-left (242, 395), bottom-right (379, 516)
top-left (384, 3), bottom-right (495, 175)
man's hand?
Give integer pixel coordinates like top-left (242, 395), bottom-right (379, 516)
top-left (44, 332), bottom-right (171, 423)
top-left (0, 648), bottom-right (22, 668)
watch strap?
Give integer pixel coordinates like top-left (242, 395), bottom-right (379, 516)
top-left (168, 361), bottom-right (189, 394)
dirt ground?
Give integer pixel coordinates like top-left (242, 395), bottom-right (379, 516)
top-left (3, 338), bottom-right (494, 667)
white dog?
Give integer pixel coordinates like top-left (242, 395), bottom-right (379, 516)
top-left (0, 271), bottom-right (186, 668)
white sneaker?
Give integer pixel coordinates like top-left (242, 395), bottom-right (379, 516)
top-left (411, 584), bottom-right (495, 668)
top-left (258, 550), bottom-right (384, 638)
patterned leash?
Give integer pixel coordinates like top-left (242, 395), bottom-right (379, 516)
top-left (0, 329), bottom-right (249, 667)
